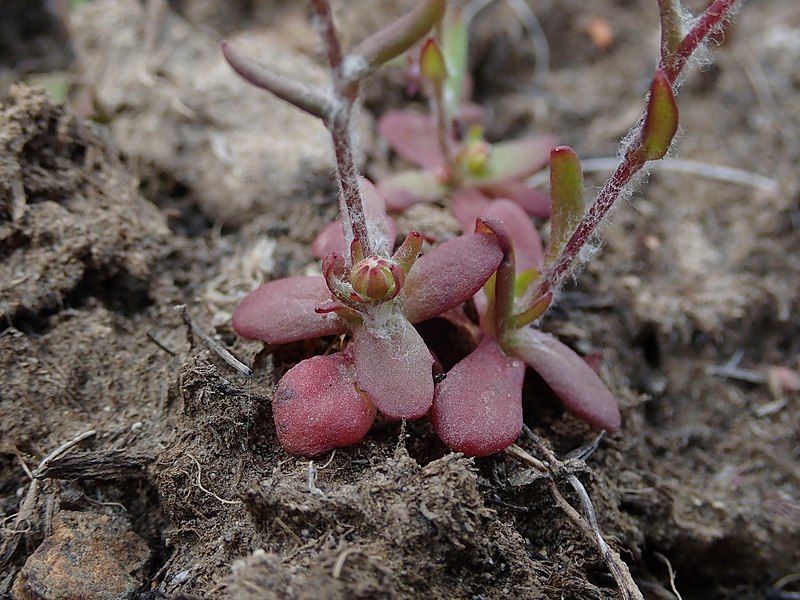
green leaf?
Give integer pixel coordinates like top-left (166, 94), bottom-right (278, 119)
top-left (544, 146), bottom-right (584, 265)
top-left (464, 135), bottom-right (555, 186)
top-left (641, 70), bottom-right (679, 161)
top-left (420, 38), bottom-right (448, 84)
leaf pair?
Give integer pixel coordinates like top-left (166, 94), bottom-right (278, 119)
top-left (233, 179), bottom-right (505, 455)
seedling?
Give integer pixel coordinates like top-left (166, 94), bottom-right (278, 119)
top-left (225, 0), bottom-right (505, 455)
top-left (226, 0), bottom-right (743, 457)
top-left (432, 0), bottom-right (744, 456)
top-left (374, 13), bottom-right (556, 220)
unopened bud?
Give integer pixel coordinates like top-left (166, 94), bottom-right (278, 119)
top-left (349, 257), bottom-right (404, 303)
top-left (462, 140), bottom-right (491, 175)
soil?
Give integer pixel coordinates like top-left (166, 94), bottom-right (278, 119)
top-left (1, 1), bottom-right (799, 599)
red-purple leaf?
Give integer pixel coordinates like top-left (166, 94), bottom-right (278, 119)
top-left (352, 319), bottom-right (434, 419)
top-left (378, 111), bottom-right (445, 169)
top-left (466, 135), bottom-right (557, 186)
top-left (378, 170), bottom-right (448, 211)
top-left (232, 276), bottom-right (347, 344)
top-left (451, 188), bottom-right (492, 233)
top-left (508, 328), bottom-right (621, 432)
top-left (431, 336), bottom-right (524, 457)
top-left (399, 232), bottom-right (503, 324)
top-left (273, 352), bottom-right (376, 456)
top-left (484, 180), bottom-right (551, 219)
top-left (480, 199), bottom-right (544, 272)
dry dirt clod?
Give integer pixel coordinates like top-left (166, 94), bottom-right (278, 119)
top-left (69, 0), bottom-right (373, 227)
top-left (11, 511), bottom-right (151, 600)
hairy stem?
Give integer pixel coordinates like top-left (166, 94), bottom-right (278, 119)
top-left (310, 0), bottom-right (372, 257)
top-left (432, 81), bottom-right (456, 181)
top-left (531, 0), bottom-right (742, 304)
top-left (662, 0), bottom-right (740, 83)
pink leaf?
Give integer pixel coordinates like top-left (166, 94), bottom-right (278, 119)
top-left (480, 199), bottom-right (544, 272)
top-left (450, 188), bottom-right (492, 233)
top-left (431, 336), bottom-right (525, 456)
top-left (508, 328), bottom-right (621, 432)
top-left (378, 110), bottom-right (445, 169)
top-left (273, 352), bottom-right (376, 456)
top-left (399, 232), bottom-right (503, 324)
top-left (352, 320), bottom-right (434, 419)
top-left (232, 276), bottom-right (347, 344)
top-left (467, 135), bottom-right (557, 186)
top-left (311, 215), bottom-right (397, 260)
top-left (484, 180), bottom-right (551, 219)
top-left (378, 170), bottom-right (448, 211)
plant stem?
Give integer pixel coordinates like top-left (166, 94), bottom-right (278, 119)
top-left (529, 0), bottom-right (743, 305)
top-left (662, 0), bottom-right (740, 83)
top-left (431, 81), bottom-right (456, 181)
top-left (310, 0), bottom-right (373, 257)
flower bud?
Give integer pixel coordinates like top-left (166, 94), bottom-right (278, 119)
top-left (462, 139), bottom-right (491, 175)
top-left (349, 257), bottom-right (404, 303)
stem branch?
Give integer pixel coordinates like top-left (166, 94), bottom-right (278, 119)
top-left (532, 0), bottom-right (742, 303)
top-left (310, 0), bottom-right (373, 257)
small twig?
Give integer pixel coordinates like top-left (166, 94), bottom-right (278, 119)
top-left (307, 461), bottom-right (327, 498)
top-left (1, 429), bottom-right (96, 570)
top-left (332, 547), bottom-right (364, 579)
top-left (181, 306), bottom-right (252, 377)
top-left (33, 430), bottom-right (97, 479)
top-left (528, 157), bottom-right (780, 194)
top-left (506, 0), bottom-right (549, 85)
top-left (146, 331), bottom-right (178, 356)
top-left (654, 551), bottom-right (683, 600)
top-left (185, 454), bottom-right (242, 506)
top-left (507, 435), bottom-right (643, 600)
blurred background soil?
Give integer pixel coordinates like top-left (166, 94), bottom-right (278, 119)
top-left (1, 0), bottom-right (798, 598)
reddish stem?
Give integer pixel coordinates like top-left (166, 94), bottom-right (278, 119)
top-left (310, 0), bottom-right (373, 257)
top-left (662, 0), bottom-right (740, 83)
top-left (531, 0), bottom-right (742, 304)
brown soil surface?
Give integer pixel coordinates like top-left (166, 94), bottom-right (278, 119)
top-left (1, 1), bottom-right (798, 599)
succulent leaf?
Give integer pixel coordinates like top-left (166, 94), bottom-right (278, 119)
top-left (640, 70), bottom-right (679, 161)
top-left (507, 328), bottom-right (621, 432)
top-left (378, 111), bottom-right (445, 169)
top-left (464, 135), bottom-right (556, 186)
top-left (273, 352), bottom-right (376, 456)
top-left (545, 146), bottom-right (584, 265)
top-left (420, 38), bottom-right (448, 84)
top-left (232, 276), bottom-right (347, 344)
top-left (378, 170), bottom-right (448, 211)
top-left (431, 336), bottom-right (525, 457)
top-left (352, 319), bottom-right (434, 419)
top-left (351, 0), bottom-right (446, 76)
top-left (400, 232), bottom-right (504, 324)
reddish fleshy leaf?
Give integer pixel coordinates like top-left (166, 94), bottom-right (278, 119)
top-left (466, 135), bottom-right (557, 186)
top-left (507, 328), bottom-right (621, 432)
top-left (399, 232), bottom-right (503, 324)
top-left (640, 70), bottom-right (679, 161)
top-left (378, 111), bottom-right (445, 169)
top-left (451, 188), bottom-right (492, 233)
top-left (480, 199), bottom-right (544, 272)
top-left (431, 336), bottom-right (525, 457)
top-left (379, 170), bottom-right (448, 211)
top-left (311, 216), bottom-right (397, 260)
top-left (232, 276), bottom-right (347, 344)
top-left (352, 319), bottom-right (434, 419)
top-left (273, 352), bottom-right (376, 456)
top-left (484, 180), bottom-right (551, 219)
